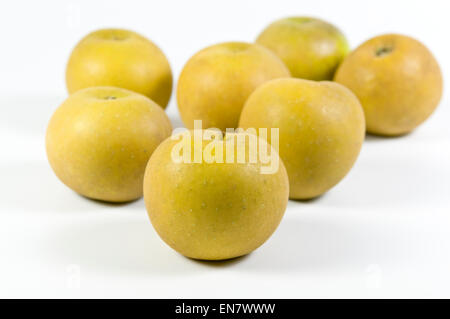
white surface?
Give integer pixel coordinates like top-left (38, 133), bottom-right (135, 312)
top-left (0, 0), bottom-right (449, 298)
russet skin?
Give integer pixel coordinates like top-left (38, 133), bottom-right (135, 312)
top-left (66, 28), bottom-right (173, 108)
top-left (239, 78), bottom-right (365, 200)
top-left (177, 42), bottom-right (290, 131)
top-left (256, 17), bottom-right (349, 81)
top-left (143, 131), bottom-right (289, 260)
top-left (334, 34), bottom-right (443, 136)
top-left (46, 87), bottom-right (172, 202)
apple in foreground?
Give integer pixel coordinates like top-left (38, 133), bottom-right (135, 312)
top-left (66, 28), bottom-right (173, 109)
top-left (46, 87), bottom-right (172, 202)
top-left (334, 34), bottom-right (443, 136)
top-left (256, 17), bottom-right (349, 81)
top-left (177, 42), bottom-right (290, 131)
top-left (239, 78), bottom-right (365, 200)
top-left (143, 130), bottom-right (289, 260)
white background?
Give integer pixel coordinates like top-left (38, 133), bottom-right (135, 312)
top-left (0, 0), bottom-right (449, 298)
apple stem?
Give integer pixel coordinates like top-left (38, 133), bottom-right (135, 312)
top-left (375, 46), bottom-right (393, 57)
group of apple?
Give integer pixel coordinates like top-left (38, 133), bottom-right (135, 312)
top-left (46, 17), bottom-right (443, 261)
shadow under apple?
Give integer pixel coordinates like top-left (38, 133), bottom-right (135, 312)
top-left (0, 162), bottom-right (145, 214)
top-left (45, 217), bottom-right (200, 276)
top-left (239, 216), bottom-right (404, 274)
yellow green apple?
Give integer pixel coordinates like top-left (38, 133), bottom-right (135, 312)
top-left (239, 78), bottom-right (365, 200)
top-left (334, 34), bottom-right (443, 136)
top-left (46, 86), bottom-right (172, 202)
top-left (177, 42), bottom-right (290, 131)
top-left (143, 130), bottom-right (289, 260)
top-left (66, 28), bottom-right (173, 108)
top-left (256, 17), bottom-right (349, 81)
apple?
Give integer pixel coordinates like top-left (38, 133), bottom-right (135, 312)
top-left (46, 86), bottom-right (172, 202)
top-left (177, 42), bottom-right (290, 131)
top-left (143, 130), bottom-right (289, 260)
top-left (66, 28), bottom-right (173, 109)
top-left (334, 34), bottom-right (443, 136)
top-left (256, 17), bottom-right (349, 81)
top-left (239, 78), bottom-right (365, 200)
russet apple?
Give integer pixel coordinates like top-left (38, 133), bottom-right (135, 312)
top-left (46, 87), bottom-right (172, 202)
top-left (143, 130), bottom-right (289, 260)
top-left (239, 78), bottom-right (365, 200)
top-left (334, 34), bottom-right (443, 136)
top-left (66, 28), bottom-right (173, 108)
top-left (256, 17), bottom-right (349, 81)
top-left (177, 42), bottom-right (290, 131)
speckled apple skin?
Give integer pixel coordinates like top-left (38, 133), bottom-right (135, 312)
top-left (177, 42), bottom-right (290, 131)
top-left (334, 34), bottom-right (443, 136)
top-left (239, 78), bottom-right (365, 200)
top-left (46, 87), bottom-right (172, 202)
top-left (143, 132), bottom-right (289, 260)
top-left (66, 29), bottom-right (173, 109)
top-left (256, 17), bottom-right (349, 81)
